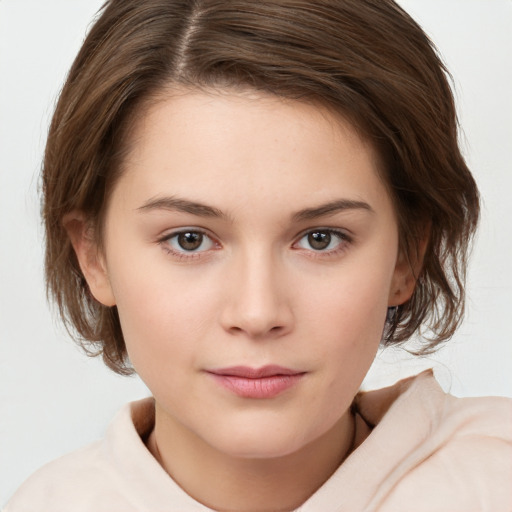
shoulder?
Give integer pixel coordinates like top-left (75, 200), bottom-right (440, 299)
top-left (374, 373), bottom-right (512, 512)
top-left (4, 400), bottom-right (151, 512)
top-left (5, 397), bottom-right (217, 512)
top-left (3, 440), bottom-right (126, 512)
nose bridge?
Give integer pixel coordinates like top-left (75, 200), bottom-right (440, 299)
top-left (221, 243), bottom-right (293, 338)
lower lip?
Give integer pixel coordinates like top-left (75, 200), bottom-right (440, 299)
top-left (208, 373), bottom-right (305, 399)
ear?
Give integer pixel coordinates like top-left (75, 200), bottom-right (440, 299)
top-left (388, 234), bottom-right (429, 307)
top-left (62, 211), bottom-right (116, 307)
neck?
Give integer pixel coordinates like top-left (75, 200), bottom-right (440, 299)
top-left (147, 405), bottom-right (355, 512)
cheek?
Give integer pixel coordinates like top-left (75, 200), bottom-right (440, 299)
top-left (290, 273), bottom-right (389, 445)
top-left (300, 256), bottom-right (393, 394)
top-left (305, 262), bottom-right (392, 341)
top-left (108, 250), bottom-right (227, 375)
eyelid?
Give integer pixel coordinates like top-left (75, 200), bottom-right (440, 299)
top-left (157, 227), bottom-right (221, 259)
top-left (294, 226), bottom-right (352, 242)
top-left (157, 226), bottom-right (217, 242)
top-left (156, 226), bottom-right (352, 261)
top-left (292, 227), bottom-right (352, 254)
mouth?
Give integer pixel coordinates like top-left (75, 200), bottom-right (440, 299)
top-left (206, 365), bottom-right (306, 399)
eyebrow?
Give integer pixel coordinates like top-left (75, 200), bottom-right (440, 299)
top-left (292, 199), bottom-right (374, 222)
top-left (137, 195), bottom-right (373, 222)
top-left (137, 196), bottom-right (227, 218)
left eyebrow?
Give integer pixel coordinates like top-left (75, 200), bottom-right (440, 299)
top-left (292, 199), bottom-right (374, 222)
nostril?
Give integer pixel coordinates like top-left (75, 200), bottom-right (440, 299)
top-left (226, 322), bottom-right (289, 339)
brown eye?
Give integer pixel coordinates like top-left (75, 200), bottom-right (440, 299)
top-left (295, 229), bottom-right (348, 253)
top-left (162, 230), bottom-right (216, 257)
top-left (177, 232), bottom-right (204, 251)
top-left (307, 231), bottom-right (331, 250)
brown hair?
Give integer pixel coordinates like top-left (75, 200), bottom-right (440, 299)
top-left (43, 0), bottom-right (479, 375)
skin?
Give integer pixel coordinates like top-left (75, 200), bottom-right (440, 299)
top-left (69, 89), bottom-right (417, 512)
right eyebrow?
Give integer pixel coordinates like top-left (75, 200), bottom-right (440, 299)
top-left (136, 195), bottom-right (228, 219)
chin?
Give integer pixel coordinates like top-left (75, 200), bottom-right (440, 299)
top-left (201, 416), bottom-right (323, 460)
top-left (216, 436), bottom-right (307, 460)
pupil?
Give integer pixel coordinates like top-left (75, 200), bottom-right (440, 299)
top-left (308, 231), bottom-right (331, 250)
top-left (178, 232), bottom-right (203, 251)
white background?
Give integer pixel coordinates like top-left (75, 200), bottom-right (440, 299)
top-left (1, 0), bottom-right (511, 505)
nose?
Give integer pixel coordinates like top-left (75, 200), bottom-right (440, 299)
top-left (219, 249), bottom-right (294, 340)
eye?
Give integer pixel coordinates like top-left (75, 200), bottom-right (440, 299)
top-left (295, 229), bottom-right (348, 252)
top-left (163, 230), bottom-right (216, 253)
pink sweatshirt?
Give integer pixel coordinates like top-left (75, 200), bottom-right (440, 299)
top-left (5, 371), bottom-right (512, 511)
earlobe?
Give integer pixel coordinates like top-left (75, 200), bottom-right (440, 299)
top-left (388, 262), bottom-right (416, 307)
top-left (62, 212), bottom-right (116, 307)
top-left (388, 233), bottom-right (429, 307)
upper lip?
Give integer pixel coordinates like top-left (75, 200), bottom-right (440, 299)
top-left (207, 365), bottom-right (303, 379)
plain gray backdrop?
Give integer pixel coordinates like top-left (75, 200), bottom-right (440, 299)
top-left (1, 0), bottom-right (511, 505)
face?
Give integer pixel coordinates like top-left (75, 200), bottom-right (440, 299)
top-left (78, 89), bottom-right (414, 459)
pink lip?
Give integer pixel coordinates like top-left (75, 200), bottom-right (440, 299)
top-left (206, 366), bottom-right (305, 399)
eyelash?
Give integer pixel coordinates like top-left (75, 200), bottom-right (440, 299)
top-left (293, 228), bottom-right (352, 257)
top-left (157, 227), bottom-right (352, 260)
top-left (158, 228), bottom-right (219, 261)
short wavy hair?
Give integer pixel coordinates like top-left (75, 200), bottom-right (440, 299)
top-left (43, 0), bottom-right (479, 375)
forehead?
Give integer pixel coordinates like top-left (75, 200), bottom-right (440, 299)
top-left (111, 89), bottom-right (393, 221)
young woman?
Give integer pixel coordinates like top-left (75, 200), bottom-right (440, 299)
top-left (5, 0), bottom-right (512, 510)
